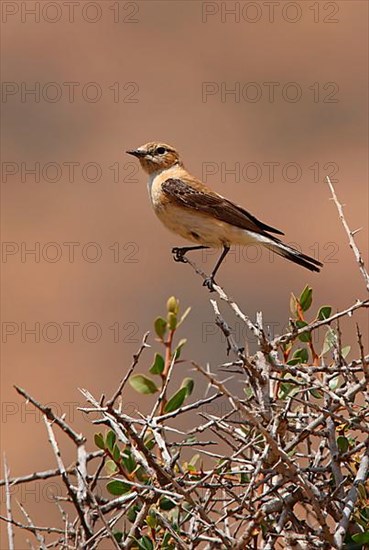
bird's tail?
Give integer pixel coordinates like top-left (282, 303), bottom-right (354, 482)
top-left (264, 239), bottom-right (323, 273)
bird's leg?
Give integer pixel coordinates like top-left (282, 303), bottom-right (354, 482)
top-left (203, 245), bottom-right (230, 292)
top-left (172, 245), bottom-right (209, 263)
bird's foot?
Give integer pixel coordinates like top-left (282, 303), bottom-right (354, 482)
top-left (172, 247), bottom-right (188, 263)
top-left (203, 277), bottom-right (216, 292)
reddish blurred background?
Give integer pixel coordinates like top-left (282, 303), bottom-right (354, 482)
top-left (1, 1), bottom-right (368, 547)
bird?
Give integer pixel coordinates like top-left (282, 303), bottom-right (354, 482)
top-left (126, 142), bottom-right (322, 290)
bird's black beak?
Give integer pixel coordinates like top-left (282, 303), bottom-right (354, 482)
top-left (126, 149), bottom-right (146, 158)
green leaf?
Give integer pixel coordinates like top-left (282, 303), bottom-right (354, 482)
top-left (136, 536), bottom-right (154, 550)
top-left (167, 311), bottom-right (177, 330)
top-left (113, 532), bottom-right (123, 543)
top-left (240, 472), bottom-right (249, 484)
top-left (149, 353), bottom-right (165, 375)
top-left (126, 504), bottom-right (140, 523)
top-left (178, 306), bottom-right (191, 326)
top-left (329, 376), bottom-right (340, 391)
top-left (341, 345), bottom-right (351, 359)
top-left (122, 449), bottom-right (136, 473)
top-left (243, 386), bottom-right (254, 399)
top-left (164, 387), bottom-right (187, 413)
top-left (296, 320), bottom-right (311, 342)
top-left (278, 381), bottom-right (299, 400)
top-left (286, 358), bottom-right (300, 366)
top-left (290, 292), bottom-right (298, 316)
top-left (352, 532), bottom-right (369, 544)
top-left (106, 430), bottom-right (116, 452)
top-left (105, 459), bottom-right (118, 476)
top-left (174, 338), bottom-right (187, 359)
top-left (112, 444), bottom-right (120, 463)
top-left (163, 534), bottom-right (176, 550)
top-left (94, 433), bottom-right (105, 450)
top-left (309, 388), bottom-right (323, 399)
top-left (135, 465), bottom-right (148, 482)
top-left (180, 377), bottom-right (194, 397)
top-left (159, 497), bottom-right (177, 510)
top-left (146, 513), bottom-right (157, 529)
top-left (129, 374), bottom-right (159, 394)
top-left (106, 480), bottom-right (131, 495)
top-left (144, 434), bottom-right (155, 450)
top-left (317, 305), bottom-right (332, 321)
top-left (337, 436), bottom-right (349, 453)
top-left (299, 285), bottom-right (313, 312)
top-left (154, 317), bottom-right (167, 339)
top-left (292, 348), bottom-right (309, 364)
top-left (321, 328), bottom-right (336, 355)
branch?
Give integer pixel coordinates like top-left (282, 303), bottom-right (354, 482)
top-left (106, 331), bottom-right (150, 409)
top-left (334, 443), bottom-right (369, 548)
top-left (178, 254), bottom-right (263, 341)
top-left (272, 298), bottom-right (369, 347)
top-left (0, 451), bottom-right (102, 487)
top-left (326, 175), bottom-right (369, 292)
top-left (43, 417), bottom-right (93, 540)
top-left (14, 386), bottom-right (85, 445)
top-left (3, 455), bottom-right (14, 550)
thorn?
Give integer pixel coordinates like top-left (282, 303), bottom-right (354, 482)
top-left (351, 227), bottom-right (363, 236)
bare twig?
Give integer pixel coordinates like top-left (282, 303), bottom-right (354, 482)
top-left (43, 417), bottom-right (93, 540)
top-left (3, 455), bottom-right (15, 550)
top-left (17, 502), bottom-right (47, 550)
top-left (273, 298), bottom-right (369, 347)
top-left (14, 386), bottom-right (85, 445)
top-left (334, 443), bottom-right (369, 548)
top-left (326, 175), bottom-right (369, 292)
top-left (106, 331), bottom-right (150, 409)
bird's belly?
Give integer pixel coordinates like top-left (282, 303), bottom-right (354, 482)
top-left (154, 204), bottom-right (261, 248)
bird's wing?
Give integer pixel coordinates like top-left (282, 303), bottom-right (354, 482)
top-left (161, 178), bottom-right (284, 236)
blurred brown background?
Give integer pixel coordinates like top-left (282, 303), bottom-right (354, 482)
top-left (1, 1), bottom-right (368, 547)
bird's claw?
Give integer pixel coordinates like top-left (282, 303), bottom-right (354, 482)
top-left (203, 277), bottom-right (216, 292)
top-left (172, 247), bottom-right (188, 263)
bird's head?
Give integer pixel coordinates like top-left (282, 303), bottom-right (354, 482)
top-left (126, 142), bottom-right (182, 174)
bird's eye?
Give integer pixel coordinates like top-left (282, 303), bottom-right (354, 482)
top-left (156, 147), bottom-right (166, 155)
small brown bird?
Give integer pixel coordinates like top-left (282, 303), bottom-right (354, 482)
top-left (127, 142), bottom-right (322, 290)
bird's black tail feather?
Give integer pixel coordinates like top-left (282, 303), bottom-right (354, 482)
top-left (264, 240), bottom-right (323, 273)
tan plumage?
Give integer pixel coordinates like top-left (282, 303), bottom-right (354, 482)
top-left (126, 142), bottom-right (322, 289)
